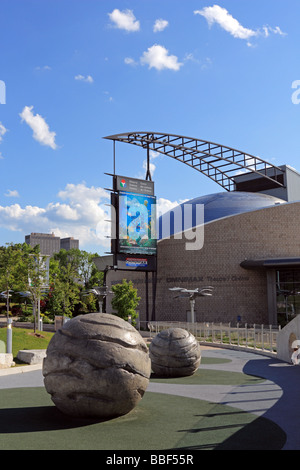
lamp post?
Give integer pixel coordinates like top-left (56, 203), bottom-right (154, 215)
top-left (84, 286), bottom-right (110, 313)
top-left (0, 290), bottom-right (13, 320)
top-left (6, 318), bottom-right (12, 354)
top-left (169, 286), bottom-right (214, 323)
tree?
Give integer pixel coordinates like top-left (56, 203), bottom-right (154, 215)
top-left (47, 255), bottom-right (81, 319)
top-left (0, 243), bottom-right (104, 321)
top-left (52, 248), bottom-right (102, 288)
top-left (21, 245), bottom-right (50, 332)
top-left (111, 279), bottom-right (141, 326)
top-left (0, 243), bottom-right (50, 330)
top-left (48, 248), bottom-right (103, 318)
top-left (76, 249), bottom-right (103, 289)
top-left (0, 243), bottom-right (26, 318)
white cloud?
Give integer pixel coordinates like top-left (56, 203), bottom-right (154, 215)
top-left (0, 123), bottom-right (8, 159)
top-left (19, 106), bottom-right (57, 150)
top-left (184, 53), bottom-right (213, 70)
top-left (195, 5), bottom-right (287, 46)
top-left (156, 197), bottom-right (189, 216)
top-left (57, 183), bottom-right (108, 207)
top-left (0, 204), bottom-right (46, 232)
top-left (4, 190), bottom-right (20, 198)
top-left (201, 57), bottom-right (213, 70)
top-left (108, 9), bottom-right (140, 32)
top-left (184, 53), bottom-right (200, 64)
top-left (142, 159), bottom-right (156, 177)
top-left (0, 122), bottom-right (7, 143)
top-left (124, 57), bottom-right (137, 66)
top-left (140, 44), bottom-right (183, 71)
top-left (46, 202), bottom-right (79, 221)
top-left (135, 150), bottom-right (162, 179)
top-left (35, 65), bottom-right (52, 71)
top-left (75, 74), bottom-right (94, 83)
top-left (0, 183), bottom-right (111, 250)
top-left (153, 19), bottom-right (169, 33)
top-left (0, 181), bottom-right (192, 251)
top-left (103, 91), bottom-right (113, 102)
top-left (262, 25), bottom-right (287, 37)
top-left (194, 5), bottom-right (257, 40)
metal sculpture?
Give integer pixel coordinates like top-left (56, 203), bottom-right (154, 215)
top-left (169, 286), bottom-right (214, 323)
top-left (104, 132), bottom-right (285, 191)
top-left (83, 286), bottom-right (110, 313)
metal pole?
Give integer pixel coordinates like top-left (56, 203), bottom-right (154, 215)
top-left (37, 294), bottom-right (41, 331)
top-left (6, 290), bottom-right (9, 320)
top-left (152, 271), bottom-right (157, 321)
top-left (33, 298), bottom-right (36, 333)
top-left (145, 271), bottom-right (149, 323)
top-left (190, 299), bottom-right (195, 323)
top-left (146, 143), bottom-right (152, 181)
top-left (113, 140), bottom-right (116, 175)
top-left (102, 267), bottom-right (108, 313)
top-left (270, 325), bottom-right (273, 352)
top-left (6, 318), bottom-right (12, 354)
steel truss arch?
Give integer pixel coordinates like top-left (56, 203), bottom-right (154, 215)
top-left (104, 131), bottom-right (284, 191)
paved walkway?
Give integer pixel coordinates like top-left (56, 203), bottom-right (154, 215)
top-left (0, 346), bottom-right (299, 450)
top-left (148, 347), bottom-right (300, 450)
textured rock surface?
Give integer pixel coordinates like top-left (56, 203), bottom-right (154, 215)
top-left (149, 328), bottom-right (201, 377)
top-left (17, 349), bottom-right (46, 365)
top-left (43, 313), bottom-right (151, 419)
top-left (0, 353), bottom-right (14, 369)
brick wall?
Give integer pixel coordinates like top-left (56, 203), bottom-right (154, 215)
top-left (106, 202), bottom-right (300, 325)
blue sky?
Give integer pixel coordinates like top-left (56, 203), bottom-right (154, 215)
top-left (0, 0), bottom-right (299, 254)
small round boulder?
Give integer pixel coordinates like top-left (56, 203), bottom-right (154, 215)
top-left (149, 328), bottom-right (201, 377)
top-left (42, 313), bottom-right (151, 419)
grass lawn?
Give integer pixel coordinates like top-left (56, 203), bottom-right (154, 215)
top-left (0, 327), bottom-right (54, 363)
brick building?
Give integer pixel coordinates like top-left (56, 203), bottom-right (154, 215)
top-left (95, 163), bottom-right (300, 327)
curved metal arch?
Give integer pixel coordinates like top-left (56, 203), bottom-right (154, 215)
top-left (104, 131), bottom-right (284, 191)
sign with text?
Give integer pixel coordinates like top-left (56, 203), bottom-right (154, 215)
top-left (116, 253), bottom-right (156, 271)
top-left (110, 174), bottom-right (157, 272)
top-left (115, 175), bottom-right (154, 196)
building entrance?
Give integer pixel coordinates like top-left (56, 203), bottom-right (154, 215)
top-left (277, 269), bottom-right (300, 325)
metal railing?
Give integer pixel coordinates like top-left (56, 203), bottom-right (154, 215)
top-left (138, 321), bottom-right (280, 355)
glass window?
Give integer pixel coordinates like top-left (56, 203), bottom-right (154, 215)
top-left (277, 269), bottom-right (300, 325)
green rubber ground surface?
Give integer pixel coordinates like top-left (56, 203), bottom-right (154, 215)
top-left (0, 385), bottom-right (286, 450)
top-left (150, 367), bottom-right (265, 385)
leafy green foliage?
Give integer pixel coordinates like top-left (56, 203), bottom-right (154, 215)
top-left (0, 243), bottom-right (103, 321)
top-left (111, 279), bottom-right (141, 326)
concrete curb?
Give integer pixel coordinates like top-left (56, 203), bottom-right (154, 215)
top-left (0, 363), bottom-right (42, 376)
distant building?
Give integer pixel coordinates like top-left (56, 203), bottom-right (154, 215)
top-left (60, 237), bottom-right (79, 251)
top-left (25, 232), bottom-right (79, 256)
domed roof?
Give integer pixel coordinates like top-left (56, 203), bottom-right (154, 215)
top-left (158, 191), bottom-right (286, 240)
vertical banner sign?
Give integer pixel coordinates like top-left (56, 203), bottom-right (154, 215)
top-left (112, 175), bottom-right (157, 272)
top-left (118, 191), bottom-right (157, 255)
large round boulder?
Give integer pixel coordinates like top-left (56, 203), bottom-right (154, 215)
top-left (149, 328), bottom-right (201, 377)
top-left (42, 313), bottom-right (151, 419)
